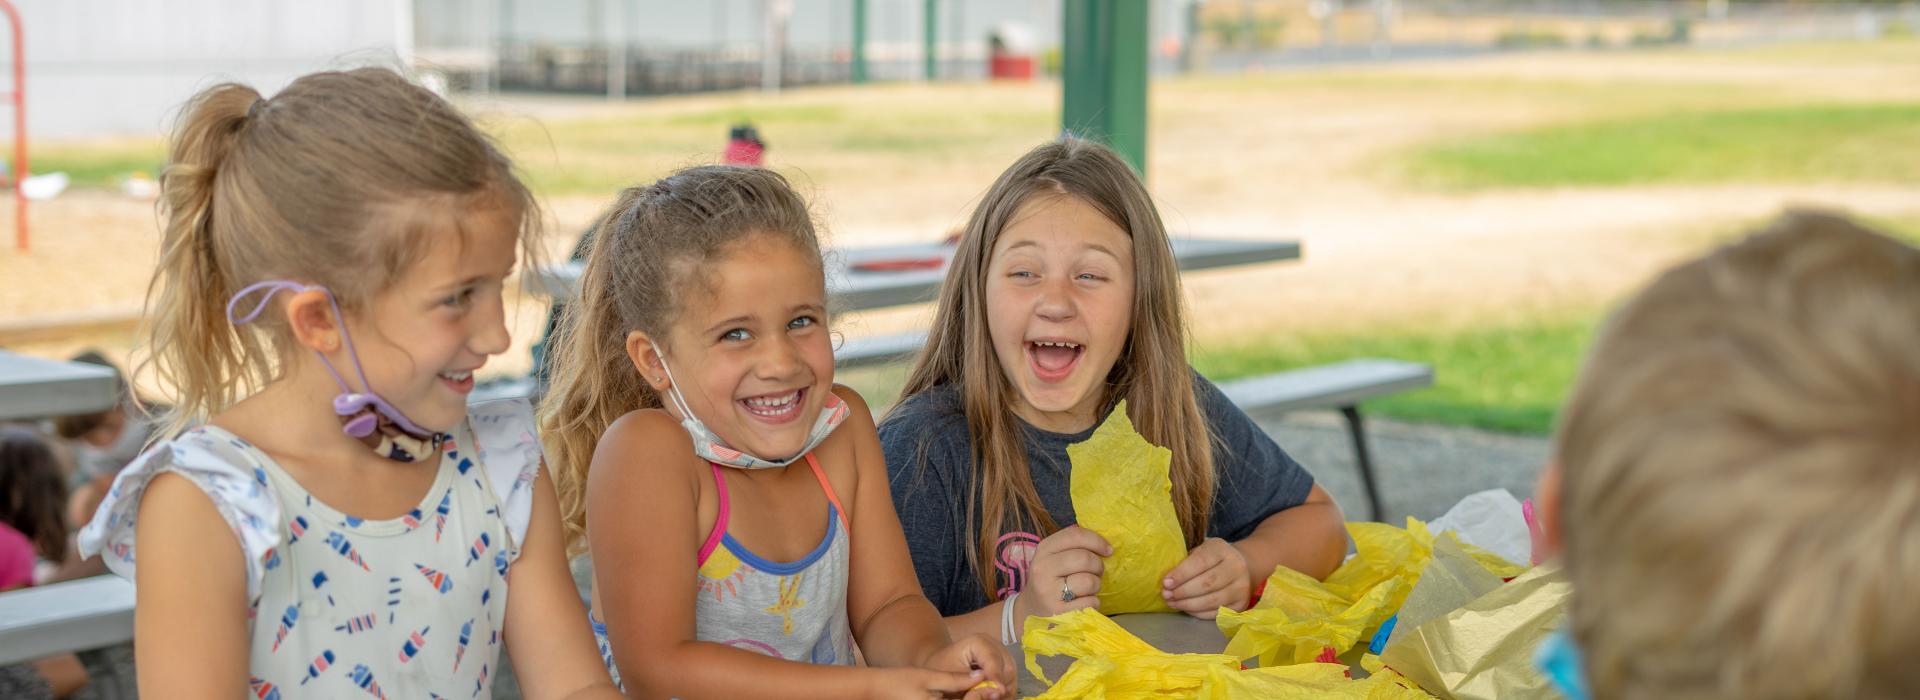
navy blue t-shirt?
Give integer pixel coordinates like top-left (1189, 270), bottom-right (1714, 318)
top-left (878, 372), bottom-right (1318, 616)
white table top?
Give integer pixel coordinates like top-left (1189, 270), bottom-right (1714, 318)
top-left (0, 350), bottom-right (120, 421)
top-left (527, 237), bottom-right (1302, 312)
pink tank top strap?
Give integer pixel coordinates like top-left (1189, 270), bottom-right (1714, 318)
top-left (695, 462), bottom-right (732, 566)
top-left (802, 453), bottom-right (851, 533)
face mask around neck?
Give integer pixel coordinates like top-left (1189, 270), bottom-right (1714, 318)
top-left (656, 355), bottom-right (847, 470)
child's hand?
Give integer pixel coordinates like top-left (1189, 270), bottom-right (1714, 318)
top-left (866, 664), bottom-right (1008, 700)
top-left (1018, 525), bottom-right (1112, 620)
top-left (1161, 537), bottom-right (1252, 620)
top-left (915, 634), bottom-right (1014, 699)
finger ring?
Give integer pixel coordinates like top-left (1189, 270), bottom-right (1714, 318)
top-left (1060, 578), bottom-right (1075, 602)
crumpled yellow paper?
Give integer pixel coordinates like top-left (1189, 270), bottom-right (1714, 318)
top-left (1216, 519), bottom-right (1527, 668)
top-left (1069, 400), bottom-right (1184, 614)
top-left (1023, 609), bottom-right (1432, 699)
top-left (1023, 608), bottom-right (1240, 697)
top-left (1378, 565), bottom-right (1570, 700)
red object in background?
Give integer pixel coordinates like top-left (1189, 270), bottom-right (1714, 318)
top-left (724, 124), bottom-right (766, 166)
top-left (989, 53), bottom-right (1035, 81)
top-left (851, 256), bottom-right (946, 272)
top-left (0, 1), bottom-right (24, 252)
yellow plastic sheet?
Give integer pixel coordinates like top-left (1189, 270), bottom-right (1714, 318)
top-left (1068, 400), bottom-right (1184, 614)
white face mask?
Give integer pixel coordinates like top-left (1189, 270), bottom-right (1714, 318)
top-left (657, 356), bottom-right (847, 470)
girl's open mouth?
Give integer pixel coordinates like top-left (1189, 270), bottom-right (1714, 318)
top-left (437, 370), bottom-right (475, 395)
top-left (1026, 340), bottom-right (1083, 383)
top-left (739, 387), bottom-right (806, 425)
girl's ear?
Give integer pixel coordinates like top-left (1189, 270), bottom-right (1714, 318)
top-left (284, 288), bottom-right (343, 353)
top-left (1534, 458), bottom-right (1565, 560)
top-left (626, 331), bottom-right (669, 390)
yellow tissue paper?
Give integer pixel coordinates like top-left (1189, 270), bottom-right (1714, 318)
top-left (1023, 608), bottom-right (1239, 697)
top-left (1200, 662), bottom-right (1435, 700)
top-left (1023, 609), bottom-right (1434, 699)
top-left (1216, 518), bottom-right (1526, 669)
top-left (1378, 565), bottom-right (1570, 700)
top-left (1068, 400), bottom-right (1185, 614)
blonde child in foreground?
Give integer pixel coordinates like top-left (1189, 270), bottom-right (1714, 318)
top-left (540, 166), bottom-right (1015, 699)
top-left (78, 69), bottom-right (619, 699)
top-left (1532, 211), bottom-right (1920, 699)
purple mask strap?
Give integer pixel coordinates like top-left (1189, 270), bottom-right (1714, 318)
top-left (226, 281), bottom-right (355, 394)
top-left (224, 280), bottom-right (433, 438)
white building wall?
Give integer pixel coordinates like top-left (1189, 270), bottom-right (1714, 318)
top-left (25, 0), bottom-right (405, 139)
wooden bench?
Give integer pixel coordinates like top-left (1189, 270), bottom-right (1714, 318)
top-left (1216, 359), bottom-right (1434, 521)
top-left (0, 575), bottom-right (134, 666)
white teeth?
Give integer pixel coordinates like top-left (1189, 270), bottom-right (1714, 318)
top-left (744, 392), bottom-right (799, 409)
top-left (439, 371), bottom-right (471, 381)
top-left (1032, 341), bottom-right (1081, 349)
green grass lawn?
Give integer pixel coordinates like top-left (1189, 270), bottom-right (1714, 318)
top-left (1402, 102), bottom-right (1920, 190)
top-left (1192, 314), bottom-right (1601, 435)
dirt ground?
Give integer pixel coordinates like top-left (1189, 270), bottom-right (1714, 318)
top-left (5, 43), bottom-right (1919, 384)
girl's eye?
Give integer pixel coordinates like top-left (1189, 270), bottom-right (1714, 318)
top-left (1076, 272), bottom-right (1106, 282)
top-left (1009, 270), bottom-right (1037, 279)
top-left (789, 315), bottom-right (818, 330)
top-left (441, 288), bottom-right (475, 308)
top-left (721, 328), bottom-right (752, 342)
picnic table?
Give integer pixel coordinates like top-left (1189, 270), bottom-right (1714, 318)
top-left (524, 237), bottom-right (1304, 311)
top-left (0, 350), bottom-right (119, 421)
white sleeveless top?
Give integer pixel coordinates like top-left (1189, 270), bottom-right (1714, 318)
top-left (79, 399), bottom-right (544, 699)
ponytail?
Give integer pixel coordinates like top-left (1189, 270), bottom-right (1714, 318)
top-left (141, 84), bottom-right (264, 439)
top-left (539, 188), bottom-right (661, 556)
top-left (134, 69), bottom-right (541, 440)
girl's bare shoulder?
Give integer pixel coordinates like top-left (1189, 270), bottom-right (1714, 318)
top-left (588, 408), bottom-right (700, 493)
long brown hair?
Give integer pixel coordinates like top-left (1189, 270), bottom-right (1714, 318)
top-left (0, 428), bottom-right (70, 564)
top-left (896, 137), bottom-right (1215, 599)
top-left (540, 166), bottom-right (822, 555)
top-left (142, 68), bottom-right (541, 438)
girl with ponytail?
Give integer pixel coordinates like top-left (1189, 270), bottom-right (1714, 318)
top-left (77, 69), bottom-right (620, 699)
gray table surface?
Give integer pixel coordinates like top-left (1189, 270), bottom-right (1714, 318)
top-left (527, 238), bottom-right (1302, 312)
top-left (1010, 612), bottom-right (1227, 696)
top-left (0, 350), bottom-right (119, 421)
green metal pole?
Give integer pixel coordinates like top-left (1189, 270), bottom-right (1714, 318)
top-left (851, 0), bottom-right (868, 84)
top-left (924, 0), bottom-right (938, 81)
top-left (1062, 0), bottom-right (1149, 176)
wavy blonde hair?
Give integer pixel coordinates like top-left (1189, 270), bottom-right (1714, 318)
top-left (539, 166), bottom-right (821, 555)
top-left (1557, 211), bottom-right (1920, 699)
top-left (141, 68), bottom-right (541, 439)
top-left (894, 137), bottom-right (1216, 600)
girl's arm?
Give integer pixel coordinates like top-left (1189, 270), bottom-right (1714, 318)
top-left (836, 387), bottom-right (1012, 690)
top-left (590, 410), bottom-right (989, 700)
top-left (1163, 484), bottom-right (1346, 618)
top-left (501, 468), bottom-right (624, 700)
top-left (131, 473), bottom-right (250, 696)
top-left (1229, 483), bottom-right (1346, 580)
